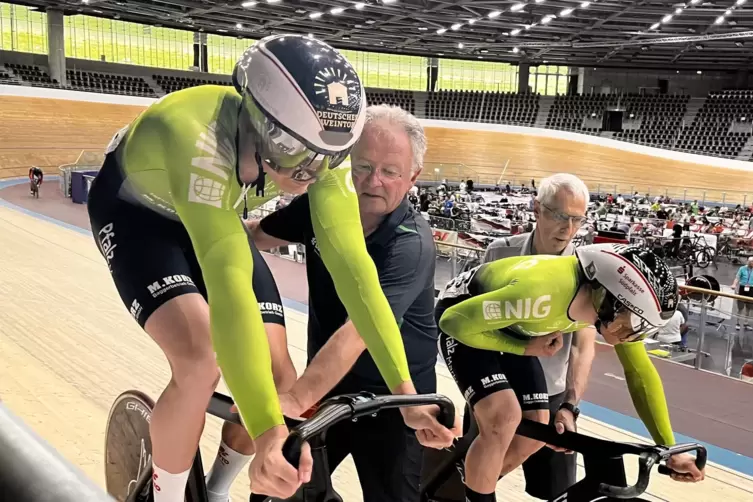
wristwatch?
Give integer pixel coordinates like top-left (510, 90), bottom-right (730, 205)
top-left (559, 402), bottom-right (581, 421)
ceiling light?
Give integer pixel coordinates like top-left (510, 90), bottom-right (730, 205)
top-left (512, 47), bottom-right (520, 53)
top-left (451, 23), bottom-right (462, 30)
top-left (437, 28), bottom-right (447, 34)
top-left (241, 1), bottom-right (257, 6)
top-left (511, 28), bottom-right (521, 35)
top-left (383, 0), bottom-right (397, 3)
top-left (81, 0), bottom-right (89, 3)
top-left (481, 49), bottom-right (488, 53)
top-left (735, 41), bottom-right (744, 47)
top-left (308, 33), bottom-right (314, 37)
top-left (418, 26), bottom-right (428, 30)
top-left (536, 0), bottom-right (546, 3)
top-left (267, 0), bottom-right (281, 3)
top-left (365, 19), bottom-right (376, 23)
top-left (675, 7), bottom-right (683, 14)
top-left (468, 19), bottom-right (477, 24)
top-left (330, 7), bottom-right (345, 14)
top-left (714, 15), bottom-right (724, 24)
top-left (218, 29), bottom-right (228, 32)
top-left (355, 2), bottom-right (366, 9)
top-left (478, 56), bottom-right (483, 59)
top-left (662, 14), bottom-right (672, 23)
top-left (525, 23), bottom-right (535, 29)
top-left (458, 42), bottom-right (464, 48)
top-left (560, 8), bottom-right (574, 16)
top-left (697, 70), bottom-right (702, 74)
top-left (488, 10), bottom-right (501, 18)
top-left (650, 22), bottom-right (660, 29)
top-left (690, 0), bottom-right (701, 4)
top-left (580, 1), bottom-right (590, 6)
top-left (437, 52), bottom-right (444, 55)
top-left (736, 0), bottom-right (746, 5)
top-left (310, 11), bottom-right (323, 18)
top-left (236, 22), bottom-right (243, 28)
top-left (511, 3), bottom-right (525, 11)
top-left (542, 15), bottom-right (554, 24)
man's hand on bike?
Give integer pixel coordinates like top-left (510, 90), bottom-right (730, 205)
top-left (400, 404), bottom-right (461, 449)
top-left (547, 406), bottom-right (577, 454)
top-left (248, 424), bottom-right (313, 498)
top-left (524, 331), bottom-right (564, 357)
top-left (666, 452), bottom-right (705, 483)
top-left (277, 392), bottom-right (307, 420)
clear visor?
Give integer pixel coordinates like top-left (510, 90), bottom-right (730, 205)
top-left (246, 96), bottom-right (350, 182)
top-left (595, 290), bottom-right (659, 343)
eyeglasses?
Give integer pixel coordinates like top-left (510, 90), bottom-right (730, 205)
top-left (351, 163), bottom-right (403, 182)
top-left (542, 203), bottom-right (588, 227)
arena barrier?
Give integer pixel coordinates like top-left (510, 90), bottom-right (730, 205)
top-left (0, 402), bottom-right (114, 501)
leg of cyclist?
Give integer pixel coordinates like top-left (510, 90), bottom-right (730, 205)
top-left (206, 244), bottom-right (297, 502)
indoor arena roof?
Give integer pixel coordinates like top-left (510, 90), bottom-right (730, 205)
top-left (17, 0), bottom-right (753, 70)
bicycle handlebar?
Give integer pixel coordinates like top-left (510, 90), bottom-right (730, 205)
top-left (281, 392), bottom-right (456, 468)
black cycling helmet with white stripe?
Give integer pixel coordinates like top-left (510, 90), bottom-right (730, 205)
top-left (233, 34), bottom-right (366, 182)
top-left (576, 243), bottom-right (679, 342)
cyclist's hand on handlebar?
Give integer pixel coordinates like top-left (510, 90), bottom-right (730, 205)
top-left (401, 405), bottom-right (461, 449)
top-left (547, 407), bottom-right (577, 454)
top-left (248, 425), bottom-right (313, 498)
top-left (524, 332), bottom-right (564, 357)
top-left (665, 452), bottom-right (705, 483)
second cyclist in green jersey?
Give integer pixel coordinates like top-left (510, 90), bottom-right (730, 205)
top-left (436, 244), bottom-right (705, 501)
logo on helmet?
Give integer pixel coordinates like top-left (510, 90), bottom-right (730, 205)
top-left (313, 67), bottom-right (361, 132)
top-left (617, 266), bottom-right (625, 274)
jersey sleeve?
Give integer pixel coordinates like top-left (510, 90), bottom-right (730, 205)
top-left (259, 194), bottom-right (312, 244)
top-left (614, 342), bottom-right (676, 445)
top-left (438, 285), bottom-right (530, 355)
top-left (306, 165), bottom-right (411, 390)
top-left (150, 117), bottom-right (283, 440)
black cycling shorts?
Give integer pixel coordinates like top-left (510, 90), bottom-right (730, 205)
top-left (87, 153), bottom-right (285, 329)
top-left (436, 297), bottom-right (548, 412)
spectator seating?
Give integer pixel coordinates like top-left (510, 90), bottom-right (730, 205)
top-left (4, 63), bottom-right (56, 86)
top-left (676, 89), bottom-right (753, 158)
top-left (0, 67), bottom-right (19, 85)
top-left (613, 94), bottom-right (690, 148)
top-left (365, 89), bottom-right (415, 114)
top-left (547, 94), bottom-right (619, 130)
top-left (154, 74), bottom-right (230, 94)
top-left (426, 90), bottom-right (538, 125)
top-left (66, 69), bottom-right (156, 97)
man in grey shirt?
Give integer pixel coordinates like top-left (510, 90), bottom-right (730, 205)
top-left (483, 173), bottom-right (597, 500)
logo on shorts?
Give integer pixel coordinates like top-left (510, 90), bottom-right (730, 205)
top-left (129, 299), bottom-right (143, 321)
top-left (482, 301), bottom-right (502, 321)
top-left (480, 373), bottom-right (507, 388)
top-left (97, 222), bottom-right (118, 268)
top-left (522, 393), bottom-right (549, 405)
top-left (259, 302), bottom-right (284, 318)
top-left (147, 275), bottom-right (195, 298)
top-left (463, 386), bottom-right (475, 402)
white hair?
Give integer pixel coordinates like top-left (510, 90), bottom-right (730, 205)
top-left (536, 173), bottom-right (590, 207)
top-left (363, 104), bottom-right (427, 173)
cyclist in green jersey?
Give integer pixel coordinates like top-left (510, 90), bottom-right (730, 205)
top-left (436, 243), bottom-right (705, 501)
top-left (88, 34), bottom-right (456, 502)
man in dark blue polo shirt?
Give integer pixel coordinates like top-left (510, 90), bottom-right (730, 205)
top-left (247, 104), bottom-right (437, 502)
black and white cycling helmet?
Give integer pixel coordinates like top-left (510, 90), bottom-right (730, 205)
top-left (575, 243), bottom-right (679, 342)
top-left (233, 34), bottom-right (366, 181)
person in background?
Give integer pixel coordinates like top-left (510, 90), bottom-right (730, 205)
top-left (655, 309), bottom-right (687, 347)
top-left (29, 166), bottom-right (43, 196)
top-left (583, 225), bottom-right (596, 245)
top-left (483, 173), bottom-right (596, 500)
top-left (671, 219), bottom-right (684, 258)
top-left (732, 256), bottom-right (753, 331)
top-left (247, 104), bottom-right (455, 501)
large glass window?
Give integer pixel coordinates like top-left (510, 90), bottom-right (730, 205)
top-left (529, 65), bottom-right (570, 95)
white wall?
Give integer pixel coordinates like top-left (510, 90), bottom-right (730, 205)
top-left (3, 84), bottom-right (753, 175)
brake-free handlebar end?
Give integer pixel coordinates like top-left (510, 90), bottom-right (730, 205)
top-left (657, 443), bottom-right (707, 477)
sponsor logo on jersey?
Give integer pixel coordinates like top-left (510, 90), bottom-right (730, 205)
top-left (98, 222), bottom-right (118, 268)
top-left (500, 295), bottom-right (552, 321)
top-left (188, 121), bottom-right (235, 208)
top-left (482, 301), bottom-right (503, 321)
top-left (147, 275), bottom-right (195, 298)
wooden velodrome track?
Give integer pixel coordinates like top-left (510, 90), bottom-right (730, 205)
top-left (3, 93), bottom-right (753, 203)
top-left (1, 188), bottom-right (753, 502)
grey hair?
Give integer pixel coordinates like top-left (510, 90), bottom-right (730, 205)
top-left (535, 173), bottom-right (590, 207)
top-left (363, 104), bottom-right (427, 173)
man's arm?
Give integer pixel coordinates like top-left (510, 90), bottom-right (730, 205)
top-left (564, 327), bottom-right (597, 405)
top-left (289, 217), bottom-right (437, 409)
top-left (245, 219), bottom-right (292, 251)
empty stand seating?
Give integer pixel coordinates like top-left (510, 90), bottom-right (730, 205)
top-left (365, 89), bottom-right (415, 114)
top-left (154, 74), bottom-right (231, 94)
top-left (547, 93), bottom-right (618, 130)
top-left (676, 90), bottom-right (753, 158)
top-left (613, 94), bottom-right (690, 148)
top-left (426, 90), bottom-right (538, 125)
top-left (0, 67), bottom-right (18, 85)
top-left (66, 69), bottom-right (156, 97)
top-left (5, 63), bottom-right (56, 86)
